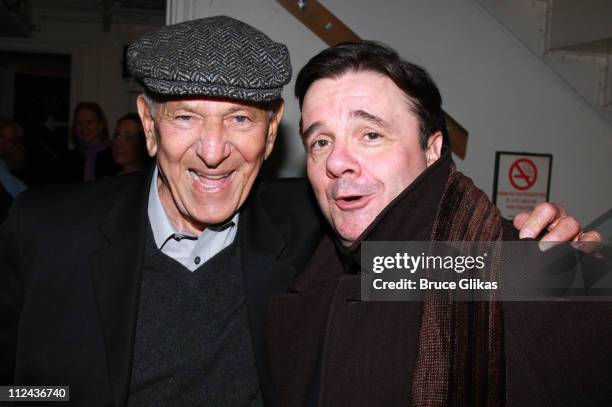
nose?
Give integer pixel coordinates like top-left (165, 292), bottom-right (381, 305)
top-left (196, 125), bottom-right (231, 168)
top-left (326, 141), bottom-right (359, 179)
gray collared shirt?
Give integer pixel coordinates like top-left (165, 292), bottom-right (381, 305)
top-left (147, 165), bottom-right (239, 271)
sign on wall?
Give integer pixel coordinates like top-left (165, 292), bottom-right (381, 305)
top-left (493, 152), bottom-right (553, 219)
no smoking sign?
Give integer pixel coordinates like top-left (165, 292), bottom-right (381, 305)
top-left (493, 152), bottom-right (552, 219)
top-left (509, 158), bottom-right (537, 190)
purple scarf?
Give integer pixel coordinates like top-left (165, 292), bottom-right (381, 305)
top-left (79, 141), bottom-right (110, 181)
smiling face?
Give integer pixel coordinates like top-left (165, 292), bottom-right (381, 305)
top-left (74, 108), bottom-right (103, 144)
top-left (113, 118), bottom-right (145, 169)
top-left (137, 96), bottom-right (283, 234)
top-left (302, 71), bottom-right (442, 246)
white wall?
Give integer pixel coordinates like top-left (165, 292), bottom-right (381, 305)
top-left (475, 0), bottom-right (612, 141)
top-left (170, 0), bottom-right (612, 225)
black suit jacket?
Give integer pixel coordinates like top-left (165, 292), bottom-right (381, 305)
top-left (58, 147), bottom-right (120, 182)
top-left (0, 170), bottom-right (324, 406)
top-left (0, 182), bottom-right (11, 225)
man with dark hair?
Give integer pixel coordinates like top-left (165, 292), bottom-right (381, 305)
top-left (294, 41), bottom-right (444, 151)
top-left (267, 41), bottom-right (610, 406)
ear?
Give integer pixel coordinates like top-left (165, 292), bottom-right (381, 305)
top-left (137, 95), bottom-right (158, 157)
top-left (264, 100), bottom-right (285, 160)
top-left (425, 131), bottom-right (443, 167)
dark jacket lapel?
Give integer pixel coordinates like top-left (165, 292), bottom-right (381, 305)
top-left (240, 192), bottom-right (296, 406)
top-left (266, 235), bottom-right (346, 406)
top-left (238, 179), bottom-right (325, 406)
top-left (89, 172), bottom-right (150, 407)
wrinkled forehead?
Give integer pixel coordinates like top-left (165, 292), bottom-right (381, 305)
top-left (155, 96), bottom-right (274, 115)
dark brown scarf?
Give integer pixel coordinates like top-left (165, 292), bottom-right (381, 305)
top-left (411, 159), bottom-right (505, 407)
top-left (338, 150), bottom-right (505, 406)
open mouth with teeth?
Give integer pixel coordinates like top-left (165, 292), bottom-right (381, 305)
top-left (188, 169), bottom-right (234, 192)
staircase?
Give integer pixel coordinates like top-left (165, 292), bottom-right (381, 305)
top-left (475, 0), bottom-right (612, 128)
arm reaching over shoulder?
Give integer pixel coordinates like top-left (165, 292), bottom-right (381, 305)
top-left (513, 202), bottom-right (602, 246)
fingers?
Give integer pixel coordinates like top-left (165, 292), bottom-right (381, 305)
top-left (514, 203), bottom-right (601, 255)
top-left (571, 230), bottom-right (603, 255)
top-left (513, 213), bottom-right (529, 231)
top-left (574, 230), bottom-right (603, 242)
top-left (539, 215), bottom-right (580, 242)
top-left (517, 202), bottom-right (566, 239)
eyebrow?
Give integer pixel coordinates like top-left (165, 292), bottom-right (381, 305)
top-left (301, 109), bottom-right (391, 140)
top-left (224, 105), bottom-right (253, 114)
top-left (350, 109), bottom-right (390, 129)
top-left (301, 121), bottom-right (321, 140)
top-left (165, 103), bottom-right (257, 117)
top-left (164, 104), bottom-right (199, 115)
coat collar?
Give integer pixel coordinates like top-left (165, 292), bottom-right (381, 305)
top-left (291, 150), bottom-right (453, 293)
top-left (89, 170), bottom-right (150, 407)
top-left (238, 186), bottom-right (298, 406)
top-left (239, 182), bottom-right (287, 258)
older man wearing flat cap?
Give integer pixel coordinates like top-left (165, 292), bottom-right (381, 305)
top-left (0, 16), bottom-right (322, 407)
top-left (0, 16), bottom-right (595, 407)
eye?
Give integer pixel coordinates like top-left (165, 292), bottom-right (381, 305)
top-left (310, 139), bottom-right (330, 150)
top-left (364, 132), bottom-right (382, 141)
top-left (176, 115), bottom-right (193, 121)
top-left (231, 115), bottom-right (253, 126)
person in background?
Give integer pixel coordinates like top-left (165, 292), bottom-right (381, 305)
top-left (0, 119), bottom-right (27, 176)
top-left (0, 119), bottom-right (27, 223)
top-left (61, 102), bottom-right (119, 181)
top-left (112, 113), bottom-right (152, 174)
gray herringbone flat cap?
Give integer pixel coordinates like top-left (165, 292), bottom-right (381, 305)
top-left (127, 16), bottom-right (291, 102)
